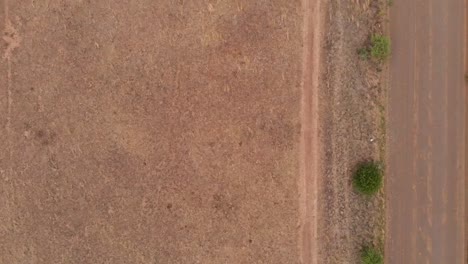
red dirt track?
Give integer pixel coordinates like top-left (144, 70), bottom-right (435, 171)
top-left (299, 0), bottom-right (323, 262)
top-left (387, 0), bottom-right (466, 262)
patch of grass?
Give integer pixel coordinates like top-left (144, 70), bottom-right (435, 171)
top-left (358, 35), bottom-right (390, 62)
top-left (387, 0), bottom-right (393, 6)
top-left (370, 35), bottom-right (391, 61)
top-left (361, 246), bottom-right (384, 264)
top-left (358, 48), bottom-right (370, 60)
top-left (353, 161), bottom-right (383, 195)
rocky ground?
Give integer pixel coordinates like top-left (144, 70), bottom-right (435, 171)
top-left (316, 0), bottom-right (389, 262)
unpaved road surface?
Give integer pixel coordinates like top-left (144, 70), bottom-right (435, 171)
top-left (387, 0), bottom-right (465, 262)
top-left (299, 0), bottom-right (324, 263)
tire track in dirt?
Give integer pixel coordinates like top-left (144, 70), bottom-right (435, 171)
top-left (466, 2), bottom-right (468, 259)
top-left (1, 0), bottom-right (12, 178)
top-left (299, 0), bottom-right (325, 263)
top-left (1, 0), bottom-right (20, 179)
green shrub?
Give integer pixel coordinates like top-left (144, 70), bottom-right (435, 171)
top-left (353, 161), bottom-right (383, 195)
top-left (361, 246), bottom-right (383, 264)
top-left (370, 35), bottom-right (391, 61)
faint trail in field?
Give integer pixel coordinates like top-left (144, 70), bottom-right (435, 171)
top-left (2, 0), bottom-right (20, 179)
top-left (299, 0), bottom-right (324, 262)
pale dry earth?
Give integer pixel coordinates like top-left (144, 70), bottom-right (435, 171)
top-left (0, 1), bottom-right (307, 263)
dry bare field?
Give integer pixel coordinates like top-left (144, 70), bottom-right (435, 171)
top-left (0, 1), bottom-right (307, 263)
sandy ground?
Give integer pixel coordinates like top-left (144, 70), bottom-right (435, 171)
top-left (316, 0), bottom-right (387, 262)
top-left (0, 1), bottom-right (307, 263)
top-left (386, 0), bottom-right (466, 262)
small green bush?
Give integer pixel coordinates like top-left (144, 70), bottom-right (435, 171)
top-left (361, 246), bottom-right (383, 264)
top-left (353, 161), bottom-right (383, 195)
top-left (370, 35), bottom-right (391, 61)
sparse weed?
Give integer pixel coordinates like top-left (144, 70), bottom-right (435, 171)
top-left (361, 246), bottom-right (384, 264)
top-left (358, 48), bottom-right (370, 60)
top-left (358, 35), bottom-right (390, 62)
top-left (370, 35), bottom-right (391, 61)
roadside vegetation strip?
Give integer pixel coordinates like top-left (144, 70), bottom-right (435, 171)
top-left (354, 1), bottom-right (390, 261)
top-left (317, 0), bottom-right (390, 261)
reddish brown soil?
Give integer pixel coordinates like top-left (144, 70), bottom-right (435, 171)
top-left (299, 0), bottom-right (325, 263)
top-left (0, 1), bottom-right (306, 263)
top-left (387, 0), bottom-right (466, 262)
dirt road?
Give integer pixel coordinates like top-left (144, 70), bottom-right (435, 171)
top-left (299, 0), bottom-right (325, 263)
top-left (387, 0), bottom-right (465, 262)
